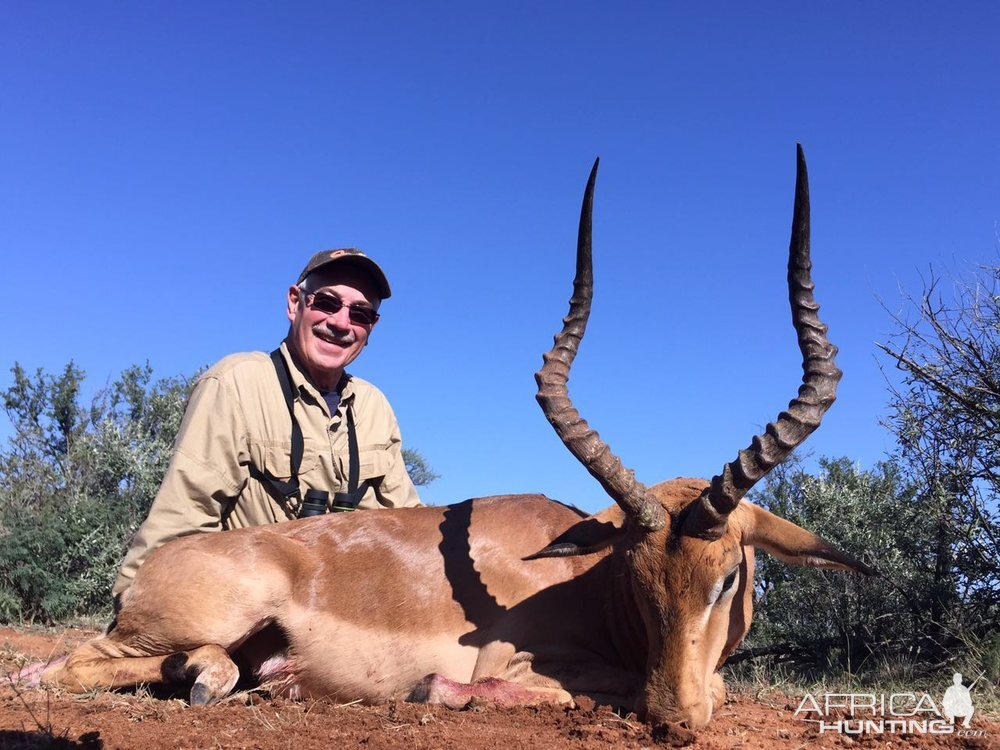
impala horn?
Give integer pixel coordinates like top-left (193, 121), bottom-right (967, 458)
top-left (686, 144), bottom-right (841, 537)
top-left (535, 159), bottom-right (667, 532)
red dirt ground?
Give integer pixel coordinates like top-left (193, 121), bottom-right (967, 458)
top-left (0, 627), bottom-right (995, 750)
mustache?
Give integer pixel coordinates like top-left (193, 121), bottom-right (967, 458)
top-left (312, 324), bottom-right (355, 345)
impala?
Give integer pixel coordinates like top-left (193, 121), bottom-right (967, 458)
top-left (37, 146), bottom-right (872, 730)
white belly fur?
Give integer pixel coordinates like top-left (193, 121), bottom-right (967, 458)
top-left (278, 608), bottom-right (481, 702)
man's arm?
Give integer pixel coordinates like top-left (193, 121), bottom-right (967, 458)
top-left (113, 375), bottom-right (250, 596)
top-left (348, 380), bottom-right (422, 509)
top-left (377, 415), bottom-right (422, 508)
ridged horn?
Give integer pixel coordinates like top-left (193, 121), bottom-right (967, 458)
top-left (535, 159), bottom-right (667, 532)
top-left (690, 144), bottom-right (841, 532)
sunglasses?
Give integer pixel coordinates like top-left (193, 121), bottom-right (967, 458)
top-left (303, 290), bottom-right (380, 326)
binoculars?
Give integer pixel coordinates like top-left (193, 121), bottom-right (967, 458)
top-left (297, 489), bottom-right (361, 518)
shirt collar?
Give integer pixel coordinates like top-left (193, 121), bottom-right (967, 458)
top-left (279, 340), bottom-right (355, 408)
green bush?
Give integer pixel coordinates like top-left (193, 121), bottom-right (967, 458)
top-left (745, 455), bottom-right (998, 680)
top-left (0, 363), bottom-right (193, 623)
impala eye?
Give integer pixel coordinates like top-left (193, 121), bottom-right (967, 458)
top-left (708, 567), bottom-right (741, 606)
top-left (722, 569), bottom-right (738, 592)
top-left (712, 568), bottom-right (739, 604)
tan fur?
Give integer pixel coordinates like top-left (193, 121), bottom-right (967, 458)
top-left (38, 486), bottom-right (868, 729)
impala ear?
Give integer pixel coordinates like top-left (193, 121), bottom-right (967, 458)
top-left (741, 503), bottom-right (877, 575)
top-left (524, 506), bottom-right (627, 560)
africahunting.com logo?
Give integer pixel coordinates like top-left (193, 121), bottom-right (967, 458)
top-left (794, 672), bottom-right (988, 737)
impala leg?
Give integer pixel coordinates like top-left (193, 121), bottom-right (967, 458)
top-left (409, 644), bottom-right (575, 708)
top-left (408, 673), bottom-right (573, 708)
top-left (41, 639), bottom-right (171, 692)
top-left (163, 645), bottom-right (240, 704)
top-left (40, 638), bottom-right (239, 704)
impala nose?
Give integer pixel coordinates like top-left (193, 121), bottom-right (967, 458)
top-left (641, 694), bottom-right (713, 731)
top-left (678, 699), bottom-right (713, 730)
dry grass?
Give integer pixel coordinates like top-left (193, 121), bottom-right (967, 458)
top-left (724, 655), bottom-right (999, 719)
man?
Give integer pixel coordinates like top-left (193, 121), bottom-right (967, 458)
top-left (113, 248), bottom-right (421, 596)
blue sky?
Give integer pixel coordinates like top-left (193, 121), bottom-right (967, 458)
top-left (2, 3), bottom-right (998, 513)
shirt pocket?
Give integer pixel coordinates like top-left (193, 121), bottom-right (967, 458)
top-left (249, 440), bottom-right (318, 481)
top-left (357, 447), bottom-right (394, 484)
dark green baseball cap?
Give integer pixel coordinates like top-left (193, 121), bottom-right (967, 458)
top-left (297, 248), bottom-right (392, 299)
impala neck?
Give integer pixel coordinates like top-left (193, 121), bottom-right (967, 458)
top-left (603, 546), bottom-right (650, 674)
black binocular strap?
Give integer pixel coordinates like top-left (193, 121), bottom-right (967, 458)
top-left (345, 402), bottom-right (360, 495)
top-left (245, 349), bottom-right (305, 510)
top-left (250, 349), bottom-right (362, 513)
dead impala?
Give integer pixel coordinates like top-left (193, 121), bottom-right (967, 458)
top-left (36, 146), bottom-right (872, 730)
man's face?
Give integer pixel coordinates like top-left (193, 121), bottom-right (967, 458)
top-left (286, 265), bottom-right (381, 390)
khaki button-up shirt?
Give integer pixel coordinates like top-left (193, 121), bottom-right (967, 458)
top-left (113, 341), bottom-right (421, 595)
